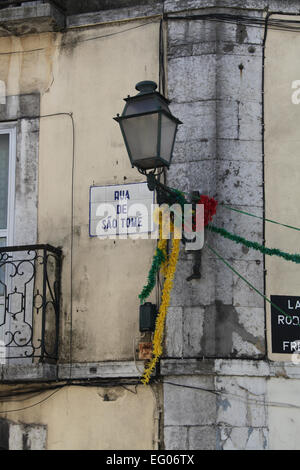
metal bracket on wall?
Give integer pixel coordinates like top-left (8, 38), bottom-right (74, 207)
top-left (186, 191), bottom-right (202, 281)
top-left (186, 249), bottom-right (202, 281)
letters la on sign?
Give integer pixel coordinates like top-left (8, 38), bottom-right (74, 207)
top-left (271, 295), bottom-right (300, 354)
top-left (89, 182), bottom-right (155, 237)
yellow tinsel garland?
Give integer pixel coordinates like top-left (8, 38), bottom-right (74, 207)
top-left (158, 216), bottom-right (169, 277)
top-left (141, 221), bottom-right (181, 385)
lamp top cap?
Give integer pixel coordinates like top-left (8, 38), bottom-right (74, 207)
top-left (135, 80), bottom-right (157, 94)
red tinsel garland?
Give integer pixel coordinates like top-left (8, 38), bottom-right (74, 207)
top-left (192, 195), bottom-right (218, 230)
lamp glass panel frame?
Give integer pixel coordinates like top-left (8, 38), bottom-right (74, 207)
top-left (116, 109), bottom-right (179, 171)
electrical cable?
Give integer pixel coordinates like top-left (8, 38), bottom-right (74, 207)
top-left (262, 12), bottom-right (270, 363)
top-left (149, 383), bottom-right (162, 449)
top-left (67, 13), bottom-right (162, 31)
top-left (0, 378), bottom-right (146, 408)
top-left (4, 0), bottom-right (300, 36)
top-left (1, 360), bottom-right (300, 414)
top-left (121, 384), bottom-right (138, 395)
top-left (0, 385), bottom-right (65, 400)
top-left (0, 19), bottom-right (160, 56)
top-left (157, 8), bottom-right (169, 324)
top-left (2, 374), bottom-right (300, 414)
top-left (155, 17), bottom-right (168, 358)
top-left (206, 243), bottom-right (290, 320)
top-left (0, 380), bottom-right (148, 418)
top-left (0, 387), bottom-right (62, 414)
top-left (206, 238), bottom-right (300, 336)
top-left (74, 20), bottom-right (159, 45)
top-left (219, 204), bottom-right (300, 232)
top-left (166, 13), bottom-right (300, 33)
top-left (161, 380), bottom-right (300, 410)
top-left (0, 391), bottom-right (49, 403)
top-left (159, 11), bottom-right (166, 97)
top-left (1, 375), bottom-right (300, 414)
top-left (1, 11), bottom-right (300, 58)
top-left (159, 18), bottom-right (163, 95)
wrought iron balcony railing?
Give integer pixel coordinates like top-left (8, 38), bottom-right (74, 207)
top-left (0, 244), bottom-right (62, 364)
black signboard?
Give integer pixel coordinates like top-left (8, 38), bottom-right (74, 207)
top-left (271, 295), bottom-right (300, 354)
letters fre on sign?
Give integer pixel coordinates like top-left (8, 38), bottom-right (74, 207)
top-left (271, 295), bottom-right (300, 354)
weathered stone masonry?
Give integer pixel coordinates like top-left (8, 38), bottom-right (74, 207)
top-left (166, 9), bottom-right (264, 360)
top-left (162, 0), bottom-right (300, 450)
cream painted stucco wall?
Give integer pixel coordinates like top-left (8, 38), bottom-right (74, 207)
top-left (0, 19), bottom-right (161, 451)
top-left (0, 384), bottom-right (157, 450)
top-left (265, 15), bottom-right (300, 362)
top-left (40, 21), bottom-right (160, 362)
top-left (0, 20), bottom-right (160, 362)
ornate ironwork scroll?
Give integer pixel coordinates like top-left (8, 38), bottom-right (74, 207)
top-left (0, 244), bottom-right (62, 363)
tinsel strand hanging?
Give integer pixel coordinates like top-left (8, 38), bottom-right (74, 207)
top-left (208, 224), bottom-right (300, 264)
top-left (139, 214), bottom-right (168, 304)
top-left (141, 225), bottom-right (181, 385)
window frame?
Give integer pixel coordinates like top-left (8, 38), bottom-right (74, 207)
top-left (0, 123), bottom-right (16, 246)
top-left (0, 123), bottom-right (16, 335)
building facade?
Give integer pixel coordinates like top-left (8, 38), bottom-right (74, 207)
top-left (0, 0), bottom-right (299, 450)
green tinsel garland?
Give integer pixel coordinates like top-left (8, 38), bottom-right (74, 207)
top-left (139, 185), bottom-right (300, 306)
top-left (170, 188), bottom-right (300, 265)
top-left (138, 188), bottom-right (185, 305)
top-left (168, 188), bottom-right (187, 209)
top-left (208, 224), bottom-right (300, 264)
top-left (139, 247), bottom-right (166, 304)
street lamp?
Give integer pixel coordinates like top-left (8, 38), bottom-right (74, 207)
top-left (113, 81), bottom-right (182, 175)
top-left (114, 81), bottom-right (184, 340)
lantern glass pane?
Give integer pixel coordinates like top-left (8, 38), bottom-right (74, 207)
top-left (122, 113), bottom-right (158, 163)
top-left (160, 114), bottom-right (177, 164)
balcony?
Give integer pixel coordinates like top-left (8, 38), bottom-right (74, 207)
top-left (0, 244), bottom-right (62, 366)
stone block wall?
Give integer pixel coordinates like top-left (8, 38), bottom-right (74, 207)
top-left (162, 0), bottom-right (300, 450)
top-left (165, 10), bottom-right (265, 362)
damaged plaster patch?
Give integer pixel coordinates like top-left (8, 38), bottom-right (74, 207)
top-left (218, 426), bottom-right (267, 450)
top-left (216, 376), bottom-right (267, 429)
top-left (236, 24), bottom-right (248, 44)
top-left (232, 332), bottom-right (262, 356)
top-left (201, 301), bottom-right (265, 357)
top-left (60, 31), bottom-right (81, 56)
top-left (9, 422), bottom-right (47, 450)
top-left (97, 387), bottom-right (125, 402)
top-left (218, 397), bottom-right (231, 411)
top-left (216, 426), bottom-right (231, 449)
